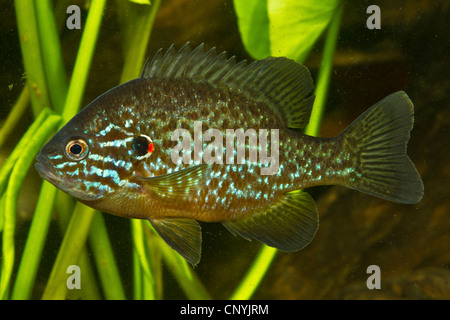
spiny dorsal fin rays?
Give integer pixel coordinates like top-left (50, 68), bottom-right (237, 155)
top-left (142, 43), bottom-right (236, 81)
top-left (155, 44), bottom-right (190, 78)
top-left (141, 43), bottom-right (315, 129)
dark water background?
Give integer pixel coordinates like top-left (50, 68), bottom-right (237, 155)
top-left (1, 0), bottom-right (449, 299)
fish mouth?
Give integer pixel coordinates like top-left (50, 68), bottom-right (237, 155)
top-left (35, 152), bottom-right (62, 185)
top-left (35, 152), bottom-right (105, 202)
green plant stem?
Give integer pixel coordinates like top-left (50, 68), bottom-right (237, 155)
top-left (118, 0), bottom-right (161, 84)
top-left (230, 2), bottom-right (345, 300)
top-left (11, 181), bottom-right (57, 300)
top-left (229, 246), bottom-right (277, 300)
top-left (0, 193), bottom-right (5, 232)
top-left (0, 108), bottom-right (53, 196)
top-left (54, 193), bottom-right (103, 300)
top-left (132, 220), bottom-right (155, 299)
top-left (305, 2), bottom-right (344, 137)
top-left (35, 0), bottom-right (68, 113)
top-left (61, 0), bottom-right (107, 123)
top-left (133, 250), bottom-right (142, 299)
top-left (70, 250), bottom-right (102, 299)
top-left (133, 223), bottom-right (163, 300)
top-left (41, 203), bottom-right (96, 299)
top-left (89, 214), bottom-right (126, 299)
top-left (146, 229), bottom-right (163, 299)
top-left (0, 87), bottom-right (30, 149)
top-left (14, 0), bottom-right (51, 116)
top-left (0, 112), bottom-right (61, 299)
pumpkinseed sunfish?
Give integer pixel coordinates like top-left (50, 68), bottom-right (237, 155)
top-left (35, 43), bottom-right (424, 265)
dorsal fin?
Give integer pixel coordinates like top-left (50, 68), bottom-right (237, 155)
top-left (141, 43), bottom-right (315, 129)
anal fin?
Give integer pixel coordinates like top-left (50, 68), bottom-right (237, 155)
top-left (223, 190), bottom-right (319, 252)
top-left (149, 218), bottom-right (202, 266)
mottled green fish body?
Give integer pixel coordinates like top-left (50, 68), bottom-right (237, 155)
top-left (36, 43), bottom-right (424, 265)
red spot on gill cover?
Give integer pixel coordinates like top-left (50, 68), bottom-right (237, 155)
top-left (148, 143), bottom-right (154, 153)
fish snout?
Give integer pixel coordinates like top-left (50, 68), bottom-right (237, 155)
top-left (35, 151), bottom-right (61, 184)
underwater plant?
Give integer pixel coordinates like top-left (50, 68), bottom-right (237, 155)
top-left (1, 0), bottom-right (345, 299)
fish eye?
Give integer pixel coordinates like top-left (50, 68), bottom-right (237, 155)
top-left (65, 139), bottom-right (89, 161)
top-left (132, 135), bottom-right (154, 158)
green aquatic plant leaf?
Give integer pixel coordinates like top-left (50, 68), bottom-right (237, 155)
top-left (268, 0), bottom-right (341, 62)
top-left (233, 0), bottom-right (270, 60)
top-left (233, 0), bottom-right (341, 62)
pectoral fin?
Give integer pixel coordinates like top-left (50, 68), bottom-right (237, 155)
top-left (223, 190), bottom-right (318, 252)
top-left (140, 164), bottom-right (211, 203)
top-left (149, 218), bottom-right (202, 266)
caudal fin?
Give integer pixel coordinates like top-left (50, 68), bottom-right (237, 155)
top-left (341, 91), bottom-right (424, 204)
